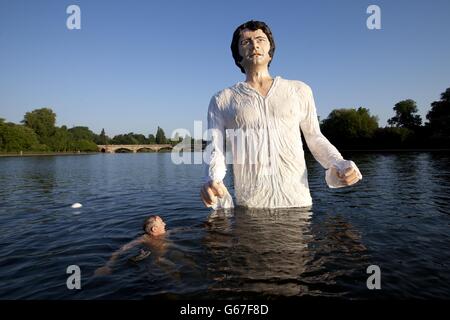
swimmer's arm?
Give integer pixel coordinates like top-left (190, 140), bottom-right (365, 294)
top-left (95, 236), bottom-right (145, 274)
top-left (107, 237), bottom-right (145, 265)
top-left (168, 226), bottom-right (190, 233)
top-left (167, 224), bottom-right (208, 235)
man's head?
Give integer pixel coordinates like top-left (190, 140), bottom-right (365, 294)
top-left (231, 20), bottom-right (276, 74)
top-left (143, 215), bottom-right (166, 236)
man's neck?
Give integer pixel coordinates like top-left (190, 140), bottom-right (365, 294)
top-left (144, 232), bottom-right (164, 239)
top-left (244, 68), bottom-right (272, 85)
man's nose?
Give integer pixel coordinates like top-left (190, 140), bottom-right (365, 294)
top-left (249, 39), bottom-right (259, 49)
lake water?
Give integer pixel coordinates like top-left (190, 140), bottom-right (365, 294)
top-left (0, 152), bottom-right (449, 299)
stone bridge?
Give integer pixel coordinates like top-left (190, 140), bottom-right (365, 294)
top-left (97, 144), bottom-right (173, 153)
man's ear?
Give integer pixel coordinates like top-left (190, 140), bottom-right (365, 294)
top-left (151, 226), bottom-right (156, 233)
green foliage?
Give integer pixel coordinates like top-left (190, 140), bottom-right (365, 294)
top-left (148, 134), bottom-right (156, 144)
top-left (1, 108), bottom-right (105, 152)
top-left (373, 127), bottom-right (414, 148)
top-left (0, 121), bottom-right (41, 152)
top-left (70, 139), bottom-right (98, 151)
top-left (3, 91), bottom-right (449, 154)
top-left (155, 126), bottom-right (167, 144)
top-left (320, 107), bottom-right (379, 147)
top-left (426, 88), bottom-right (450, 143)
top-left (95, 128), bottom-right (110, 145)
top-left (132, 133), bottom-right (148, 144)
top-left (387, 99), bottom-right (422, 129)
top-left (110, 132), bottom-right (147, 144)
top-left (68, 126), bottom-right (95, 141)
top-left (1, 107), bottom-right (178, 152)
top-left (22, 108), bottom-right (57, 142)
top-left (47, 126), bottom-right (72, 152)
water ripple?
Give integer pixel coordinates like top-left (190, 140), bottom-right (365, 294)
top-left (0, 152), bottom-right (449, 299)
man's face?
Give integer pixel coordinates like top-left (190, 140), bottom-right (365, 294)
top-left (148, 216), bottom-right (166, 235)
top-left (238, 28), bottom-right (272, 71)
top-left (155, 216), bottom-right (166, 234)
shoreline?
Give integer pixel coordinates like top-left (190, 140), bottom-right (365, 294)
top-left (1, 148), bottom-right (449, 158)
top-left (0, 152), bottom-right (96, 157)
top-left (338, 148), bottom-right (450, 152)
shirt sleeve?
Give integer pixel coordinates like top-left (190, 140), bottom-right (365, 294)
top-left (204, 95), bottom-right (227, 183)
top-left (299, 84), bottom-right (362, 188)
top-left (300, 84), bottom-right (344, 170)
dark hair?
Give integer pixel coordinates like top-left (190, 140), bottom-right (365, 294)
top-left (230, 20), bottom-right (276, 74)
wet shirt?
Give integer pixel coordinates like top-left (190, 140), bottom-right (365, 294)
top-left (205, 76), bottom-right (361, 208)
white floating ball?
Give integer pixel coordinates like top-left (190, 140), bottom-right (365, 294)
top-left (71, 203), bottom-right (83, 209)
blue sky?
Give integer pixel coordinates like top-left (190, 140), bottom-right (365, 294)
top-left (1, 0), bottom-right (449, 137)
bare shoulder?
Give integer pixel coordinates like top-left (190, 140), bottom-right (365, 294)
top-left (137, 235), bottom-right (148, 243)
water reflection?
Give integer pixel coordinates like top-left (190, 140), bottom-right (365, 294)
top-left (1, 152), bottom-right (449, 299)
top-left (202, 206), bottom-right (369, 298)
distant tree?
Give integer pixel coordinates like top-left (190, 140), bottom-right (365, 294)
top-left (373, 127), bottom-right (414, 149)
top-left (387, 99), bottom-right (422, 129)
top-left (64, 126), bottom-right (98, 152)
top-left (110, 134), bottom-right (128, 144)
top-left (70, 139), bottom-right (98, 152)
top-left (320, 107), bottom-right (379, 148)
top-left (110, 133), bottom-right (140, 144)
top-left (426, 87), bottom-right (450, 142)
top-left (0, 118), bottom-right (4, 148)
top-left (0, 121), bottom-right (41, 152)
top-left (132, 133), bottom-right (147, 144)
top-left (97, 128), bottom-right (109, 145)
top-left (155, 126), bottom-right (167, 144)
top-left (48, 126), bottom-right (72, 152)
top-left (22, 108), bottom-right (57, 144)
top-left (68, 126), bottom-right (96, 141)
top-left (148, 134), bottom-right (156, 144)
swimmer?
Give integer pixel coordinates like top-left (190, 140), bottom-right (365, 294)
top-left (94, 215), bottom-right (167, 276)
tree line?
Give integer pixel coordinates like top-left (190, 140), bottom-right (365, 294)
top-left (0, 108), bottom-right (178, 152)
top-left (1, 87), bottom-right (448, 153)
top-left (319, 87), bottom-right (449, 149)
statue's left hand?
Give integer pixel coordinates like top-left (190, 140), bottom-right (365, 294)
top-left (335, 166), bottom-right (360, 186)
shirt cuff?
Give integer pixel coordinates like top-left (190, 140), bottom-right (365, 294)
top-left (325, 159), bottom-right (362, 189)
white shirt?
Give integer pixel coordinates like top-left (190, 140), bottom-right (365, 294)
top-left (205, 76), bottom-right (362, 208)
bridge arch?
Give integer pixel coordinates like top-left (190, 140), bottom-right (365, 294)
top-left (157, 146), bottom-right (173, 152)
top-left (115, 148), bottom-right (134, 153)
top-left (97, 144), bottom-right (173, 153)
top-left (136, 148), bottom-right (157, 153)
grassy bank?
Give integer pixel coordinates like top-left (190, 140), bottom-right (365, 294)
top-left (0, 151), bottom-right (97, 157)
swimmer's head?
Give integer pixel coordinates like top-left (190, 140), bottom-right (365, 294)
top-left (143, 215), bottom-right (166, 236)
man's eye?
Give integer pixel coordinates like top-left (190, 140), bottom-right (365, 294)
top-left (241, 41), bottom-right (249, 45)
